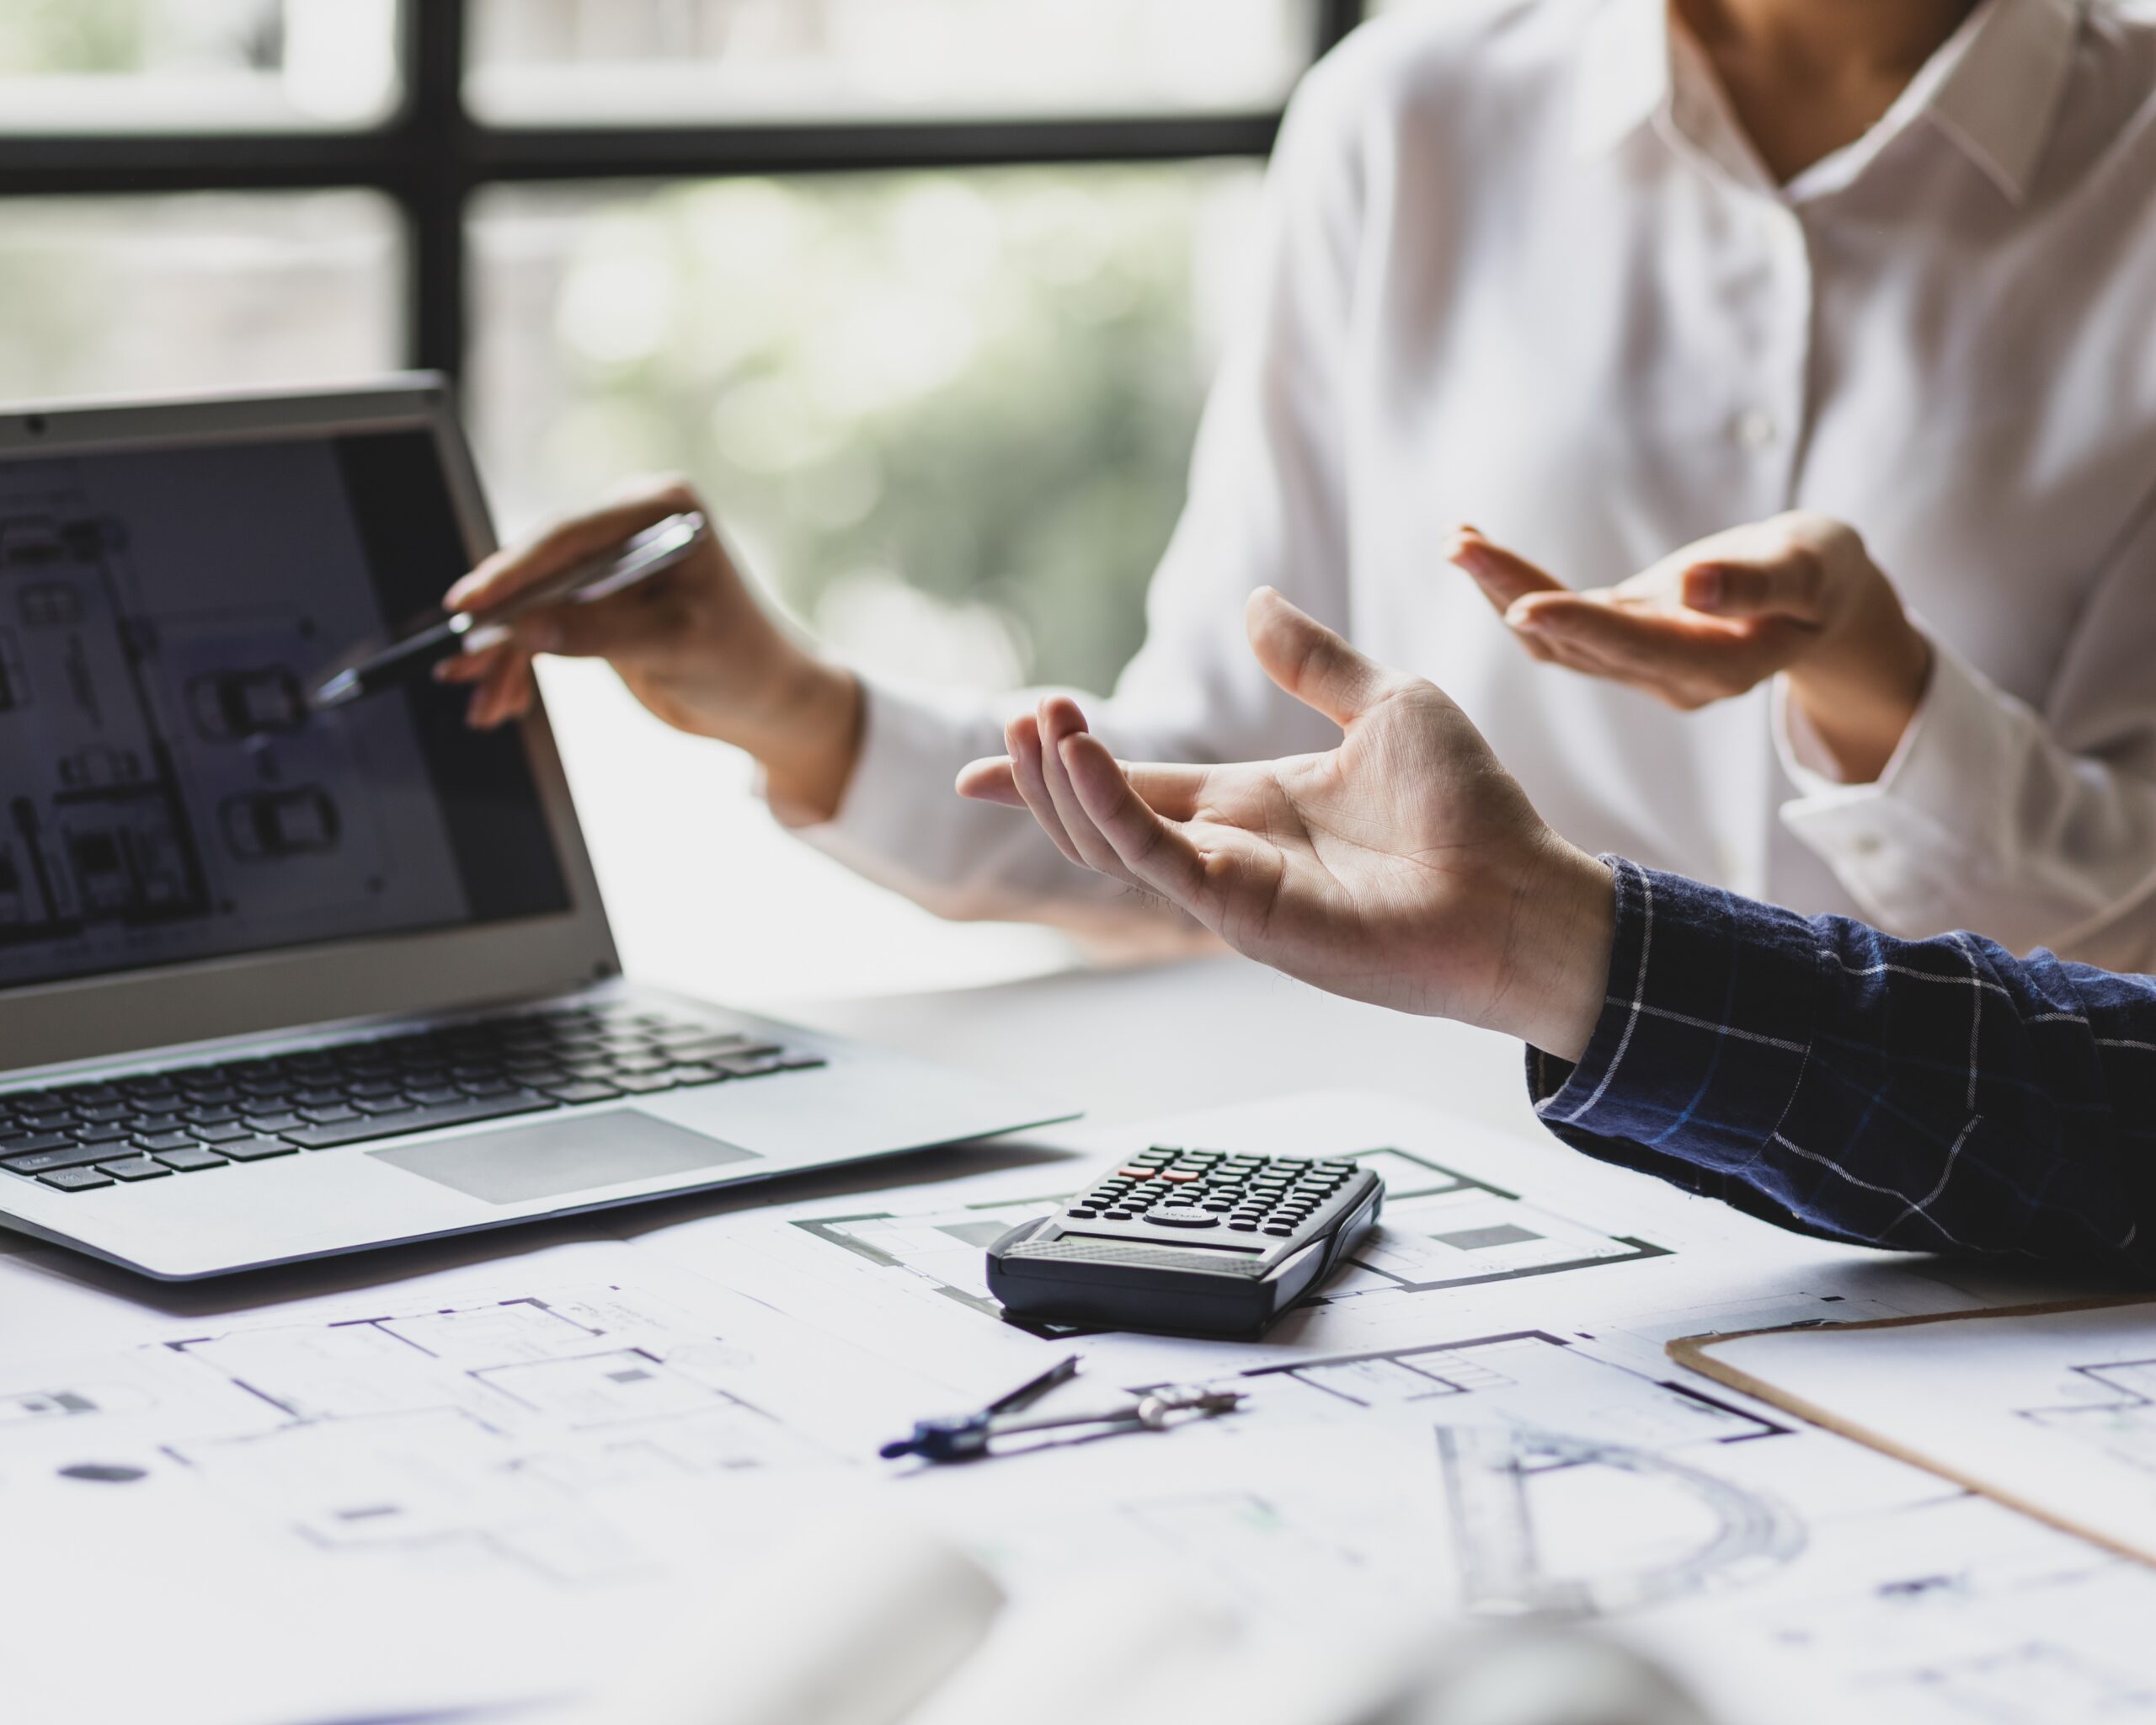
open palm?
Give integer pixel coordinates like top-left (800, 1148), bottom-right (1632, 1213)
top-left (957, 590), bottom-right (1612, 1056)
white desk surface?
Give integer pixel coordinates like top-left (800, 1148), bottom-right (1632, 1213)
top-left (11, 950), bottom-right (2156, 1725)
top-left (786, 950), bottom-right (1542, 1141)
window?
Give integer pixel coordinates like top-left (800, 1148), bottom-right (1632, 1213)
top-left (0, 191), bottom-right (403, 398)
top-left (470, 164), bottom-right (1259, 693)
top-left (0, 0), bottom-right (1371, 997)
top-left (0, 0), bottom-right (403, 131)
top-left (467, 0), bottom-right (1316, 125)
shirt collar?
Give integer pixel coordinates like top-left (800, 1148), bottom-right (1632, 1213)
top-left (1573, 0), bottom-right (2084, 205)
top-left (1926, 0), bottom-right (2081, 203)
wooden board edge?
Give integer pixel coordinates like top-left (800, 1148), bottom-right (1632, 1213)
top-left (1668, 1300), bottom-right (2156, 1573)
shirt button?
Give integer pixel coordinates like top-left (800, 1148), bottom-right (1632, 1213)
top-left (1733, 409), bottom-right (1779, 450)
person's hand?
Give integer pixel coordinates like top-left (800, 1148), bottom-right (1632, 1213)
top-left (438, 477), bottom-right (863, 820)
top-left (955, 590), bottom-right (1615, 1060)
top-left (1449, 512), bottom-right (1932, 783)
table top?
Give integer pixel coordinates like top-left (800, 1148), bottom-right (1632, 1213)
top-left (12, 949), bottom-right (2155, 1725)
top-left (789, 950), bottom-right (1544, 1142)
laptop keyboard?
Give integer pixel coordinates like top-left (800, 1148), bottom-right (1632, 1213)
top-left (0, 1001), bottom-right (826, 1194)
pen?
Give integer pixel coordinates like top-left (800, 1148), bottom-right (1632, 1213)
top-left (310, 510), bottom-right (707, 712)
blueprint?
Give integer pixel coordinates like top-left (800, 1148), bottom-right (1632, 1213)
top-left (0, 443), bottom-right (469, 989)
top-left (1680, 1299), bottom-right (2156, 1570)
top-left (13, 1092), bottom-right (2156, 1725)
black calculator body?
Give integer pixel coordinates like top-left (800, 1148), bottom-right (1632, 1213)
top-left (985, 1147), bottom-right (1384, 1337)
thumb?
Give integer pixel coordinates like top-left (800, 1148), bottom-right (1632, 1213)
top-left (1246, 588), bottom-right (1390, 728)
top-left (1683, 552), bottom-right (1826, 623)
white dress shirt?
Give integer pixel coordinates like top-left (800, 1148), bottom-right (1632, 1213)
top-left (787, 0), bottom-right (2156, 969)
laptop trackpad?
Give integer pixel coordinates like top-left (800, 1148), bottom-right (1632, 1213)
top-left (371, 1110), bottom-right (758, 1205)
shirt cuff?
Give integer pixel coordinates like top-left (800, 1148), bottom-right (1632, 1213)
top-left (1774, 638), bottom-right (2015, 930)
top-left (1529, 858), bottom-right (1822, 1179)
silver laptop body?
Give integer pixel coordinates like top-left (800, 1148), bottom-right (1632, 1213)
top-left (0, 378), bottom-right (1070, 1280)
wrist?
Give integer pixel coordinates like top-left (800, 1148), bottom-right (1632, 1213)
top-left (1785, 616), bottom-right (1931, 785)
top-left (753, 658), bottom-right (865, 823)
top-left (1489, 841), bottom-right (1614, 1063)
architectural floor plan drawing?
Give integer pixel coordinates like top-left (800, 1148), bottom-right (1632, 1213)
top-left (0, 499), bottom-right (211, 948)
top-left (0, 1249), bottom-right (937, 1597)
top-left (0, 461), bottom-right (467, 987)
top-left (784, 1146), bottom-right (1668, 1339)
top-left (1678, 1300), bottom-right (2156, 1568)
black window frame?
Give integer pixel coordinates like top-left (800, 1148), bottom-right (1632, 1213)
top-left (0, 0), bottom-right (1370, 379)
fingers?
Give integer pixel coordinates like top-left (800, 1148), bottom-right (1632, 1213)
top-left (1681, 552), bottom-right (1827, 622)
top-left (1246, 587), bottom-right (1392, 729)
top-left (1037, 697), bottom-right (1144, 887)
top-left (435, 587), bottom-right (686, 728)
top-left (1002, 710), bottom-right (1087, 868)
top-left (1510, 592), bottom-right (1798, 702)
top-left (1446, 526), bottom-right (1569, 616)
top-left (446, 475), bottom-right (701, 614)
top-left (1057, 732), bottom-right (1213, 913)
top-left (954, 757), bottom-right (1024, 806)
top-left (958, 750), bottom-right (1210, 817)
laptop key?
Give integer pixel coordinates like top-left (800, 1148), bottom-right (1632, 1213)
top-left (6, 1142), bottom-right (117, 1174)
top-left (299, 1105), bottom-right (363, 1124)
top-left (216, 1137), bottom-right (300, 1162)
top-left (39, 1167), bottom-right (114, 1192)
top-left (2, 1135), bottom-right (88, 1165)
top-left (135, 1132), bottom-right (205, 1153)
top-left (350, 1097), bottom-right (416, 1116)
top-left (243, 1112), bottom-right (307, 1134)
top-left (609, 1073), bottom-right (677, 1094)
top-left (283, 1091), bottom-right (555, 1151)
top-left (155, 1147), bottom-right (229, 1172)
top-left (99, 1158), bottom-right (173, 1183)
top-left (72, 1124), bottom-right (138, 1145)
top-left (544, 1081), bottom-right (622, 1104)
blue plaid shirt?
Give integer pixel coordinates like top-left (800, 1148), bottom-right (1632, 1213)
top-left (1529, 858), bottom-right (2156, 1270)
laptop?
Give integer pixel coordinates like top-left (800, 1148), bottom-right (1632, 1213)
top-left (0, 377), bottom-right (1072, 1280)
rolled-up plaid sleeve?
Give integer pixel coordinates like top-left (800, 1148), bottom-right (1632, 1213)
top-left (1529, 858), bottom-right (2156, 1271)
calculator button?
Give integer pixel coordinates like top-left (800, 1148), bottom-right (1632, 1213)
top-left (1158, 1170), bottom-right (1202, 1183)
top-left (1065, 1207), bottom-right (1097, 1220)
top-left (1318, 1160), bottom-right (1356, 1172)
top-left (1228, 1220), bottom-right (1259, 1231)
top-left (1147, 1207), bottom-right (1219, 1229)
top-left (1262, 1223), bottom-right (1297, 1236)
top-left (1102, 1209), bottom-right (1134, 1220)
top-left (1115, 1166), bottom-right (1154, 1178)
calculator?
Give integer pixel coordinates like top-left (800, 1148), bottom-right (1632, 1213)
top-left (985, 1146), bottom-right (1384, 1337)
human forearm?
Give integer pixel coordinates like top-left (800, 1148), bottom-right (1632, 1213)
top-left (1532, 861), bottom-right (2156, 1268)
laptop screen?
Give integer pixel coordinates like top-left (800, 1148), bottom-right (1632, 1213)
top-left (0, 425), bottom-right (572, 993)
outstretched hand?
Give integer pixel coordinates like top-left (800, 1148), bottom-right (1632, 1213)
top-left (957, 590), bottom-right (1614, 1061)
top-left (1448, 512), bottom-right (1931, 782)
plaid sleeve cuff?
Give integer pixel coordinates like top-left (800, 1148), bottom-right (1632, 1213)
top-left (1527, 858), bottom-right (1828, 1208)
